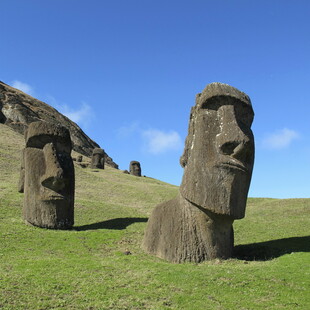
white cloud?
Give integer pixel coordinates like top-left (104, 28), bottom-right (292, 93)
top-left (11, 80), bottom-right (34, 96)
top-left (263, 128), bottom-right (300, 149)
top-left (142, 129), bottom-right (182, 154)
top-left (46, 95), bottom-right (94, 129)
top-left (59, 102), bottom-right (94, 128)
top-left (117, 122), bottom-right (140, 138)
top-left (117, 122), bottom-right (183, 155)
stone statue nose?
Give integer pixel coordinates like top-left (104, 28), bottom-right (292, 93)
top-left (216, 105), bottom-right (251, 161)
top-left (41, 143), bottom-right (65, 191)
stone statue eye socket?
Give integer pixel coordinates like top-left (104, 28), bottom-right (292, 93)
top-left (234, 104), bottom-right (254, 127)
top-left (201, 100), bottom-right (221, 110)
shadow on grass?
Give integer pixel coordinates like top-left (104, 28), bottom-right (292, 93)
top-left (75, 217), bottom-right (148, 231)
top-left (234, 236), bottom-right (310, 261)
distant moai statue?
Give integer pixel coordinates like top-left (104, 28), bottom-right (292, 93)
top-left (90, 148), bottom-right (105, 169)
top-left (77, 155), bottom-right (83, 162)
top-left (142, 83), bottom-right (255, 263)
top-left (130, 161), bottom-right (141, 177)
top-left (20, 121), bottom-right (75, 229)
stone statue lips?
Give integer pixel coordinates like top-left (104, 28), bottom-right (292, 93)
top-left (41, 191), bottom-right (66, 202)
top-left (216, 158), bottom-right (249, 174)
top-left (40, 159), bottom-right (69, 202)
top-left (40, 180), bottom-right (68, 202)
top-left (217, 139), bottom-right (254, 174)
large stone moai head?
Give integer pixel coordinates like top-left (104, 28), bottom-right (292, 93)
top-left (180, 83), bottom-right (254, 219)
top-left (22, 121), bottom-right (75, 229)
top-left (90, 148), bottom-right (105, 169)
top-left (129, 161), bottom-right (141, 177)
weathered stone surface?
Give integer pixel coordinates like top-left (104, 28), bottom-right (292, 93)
top-left (142, 82), bottom-right (255, 263)
top-left (90, 148), bottom-right (105, 169)
top-left (142, 194), bottom-right (234, 263)
top-left (129, 161), bottom-right (141, 177)
top-left (0, 81), bottom-right (118, 168)
top-left (21, 121), bottom-right (75, 229)
top-left (180, 82), bottom-right (254, 219)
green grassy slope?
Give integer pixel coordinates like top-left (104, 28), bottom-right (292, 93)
top-left (0, 123), bottom-right (309, 310)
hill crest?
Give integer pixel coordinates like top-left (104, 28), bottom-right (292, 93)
top-left (0, 81), bottom-right (118, 168)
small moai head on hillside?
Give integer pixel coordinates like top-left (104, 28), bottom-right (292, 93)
top-left (179, 83), bottom-right (255, 219)
top-left (22, 121), bottom-right (75, 229)
top-left (91, 148), bottom-right (105, 169)
top-left (129, 161), bottom-right (141, 177)
top-left (77, 155), bottom-right (83, 162)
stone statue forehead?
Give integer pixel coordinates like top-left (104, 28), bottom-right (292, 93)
top-left (196, 82), bottom-right (253, 110)
top-left (26, 121), bottom-right (72, 150)
top-left (130, 161), bottom-right (140, 165)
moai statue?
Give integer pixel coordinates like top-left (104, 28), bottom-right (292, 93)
top-left (142, 83), bottom-right (255, 263)
top-left (130, 161), bottom-right (141, 177)
top-left (77, 155), bottom-right (83, 162)
top-left (20, 121), bottom-right (75, 229)
top-left (90, 148), bottom-right (105, 169)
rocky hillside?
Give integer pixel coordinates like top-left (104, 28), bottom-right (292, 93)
top-left (0, 81), bottom-right (118, 168)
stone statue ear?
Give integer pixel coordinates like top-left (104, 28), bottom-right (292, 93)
top-left (18, 148), bottom-right (25, 193)
top-left (180, 148), bottom-right (188, 168)
top-left (180, 106), bottom-right (196, 168)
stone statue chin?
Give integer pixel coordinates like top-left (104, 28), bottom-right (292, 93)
top-left (20, 121), bottom-right (75, 229)
top-left (142, 83), bottom-right (255, 263)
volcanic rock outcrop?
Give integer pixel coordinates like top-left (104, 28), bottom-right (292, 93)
top-left (0, 81), bottom-right (118, 168)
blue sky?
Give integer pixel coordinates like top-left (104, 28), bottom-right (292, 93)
top-left (1, 0), bottom-right (310, 198)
